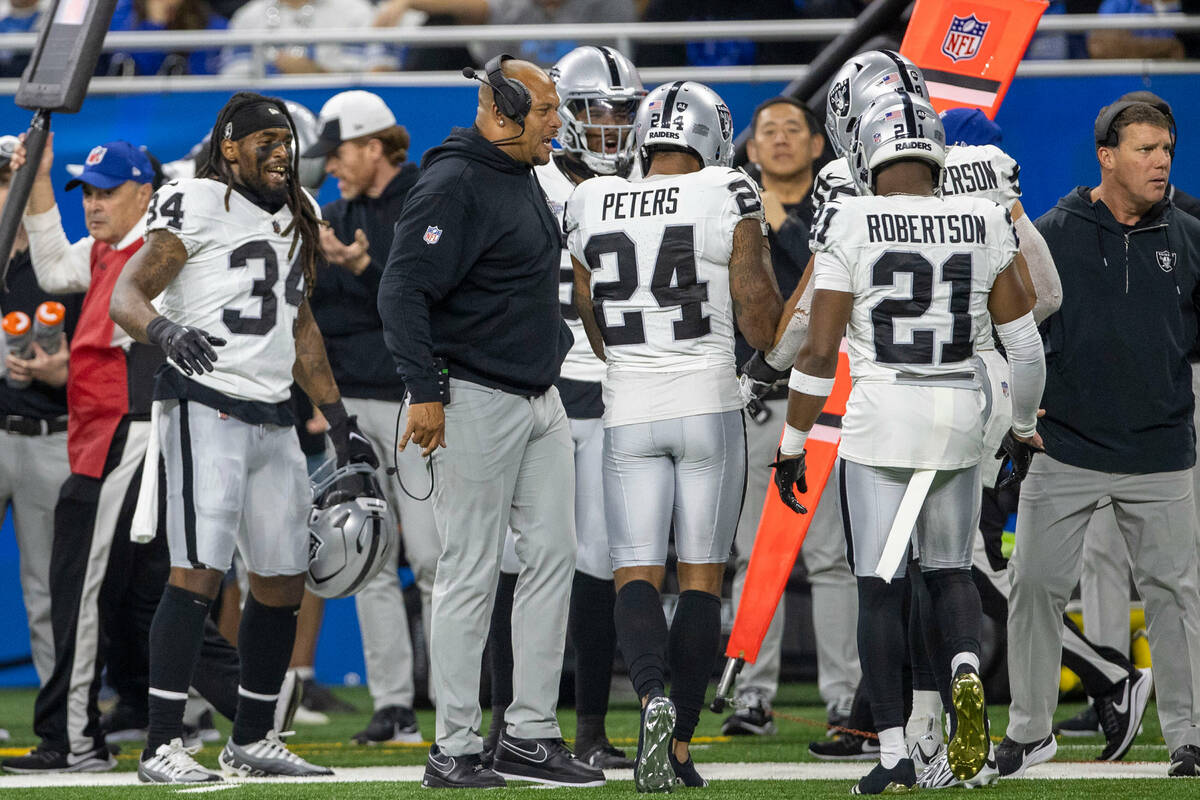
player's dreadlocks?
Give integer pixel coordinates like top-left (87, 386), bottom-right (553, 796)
top-left (198, 91), bottom-right (322, 295)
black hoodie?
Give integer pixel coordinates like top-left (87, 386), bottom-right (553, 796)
top-left (311, 162), bottom-right (420, 401)
top-left (1036, 186), bottom-right (1200, 474)
top-left (378, 127), bottom-right (570, 403)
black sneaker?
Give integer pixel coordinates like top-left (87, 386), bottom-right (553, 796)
top-left (300, 677), bottom-right (356, 713)
top-left (669, 751), bottom-right (707, 787)
top-left (492, 735), bottom-right (605, 787)
top-left (1169, 744), bottom-right (1200, 777)
top-left (1053, 706), bottom-right (1100, 737)
top-left (1097, 668), bottom-right (1153, 761)
top-left (2, 744), bottom-right (116, 774)
top-left (808, 732), bottom-right (880, 761)
top-left (100, 702), bottom-right (148, 743)
top-left (850, 758), bottom-right (916, 795)
top-left (352, 705), bottom-right (423, 745)
top-left (577, 737), bottom-right (634, 769)
top-left (995, 734), bottom-right (1057, 778)
top-left (422, 744), bottom-right (505, 788)
top-left (720, 690), bottom-right (776, 736)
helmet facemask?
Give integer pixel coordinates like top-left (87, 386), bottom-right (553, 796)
top-left (558, 95), bottom-right (643, 176)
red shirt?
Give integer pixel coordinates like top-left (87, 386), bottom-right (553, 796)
top-left (66, 237), bottom-right (144, 478)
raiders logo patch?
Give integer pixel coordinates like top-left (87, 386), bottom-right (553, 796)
top-left (308, 531), bottom-right (323, 562)
top-left (1157, 250), bottom-right (1177, 272)
top-left (829, 78), bottom-right (851, 117)
top-left (717, 103), bottom-right (733, 142)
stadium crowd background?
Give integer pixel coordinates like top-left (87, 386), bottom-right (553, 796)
top-left (0, 0), bottom-right (1197, 706)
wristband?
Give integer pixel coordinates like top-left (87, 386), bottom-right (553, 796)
top-left (788, 368), bottom-right (835, 396)
top-left (780, 423), bottom-right (809, 456)
top-left (318, 400), bottom-right (348, 429)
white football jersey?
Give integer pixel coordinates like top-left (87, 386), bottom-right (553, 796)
top-left (565, 166), bottom-right (766, 427)
top-left (811, 144), bottom-right (1021, 214)
top-left (810, 193), bottom-right (1018, 469)
top-left (147, 178), bottom-right (321, 404)
top-left (536, 158), bottom-right (605, 385)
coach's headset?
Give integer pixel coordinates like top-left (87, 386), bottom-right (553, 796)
top-left (462, 54), bottom-right (533, 144)
top-left (1094, 97), bottom-right (1177, 153)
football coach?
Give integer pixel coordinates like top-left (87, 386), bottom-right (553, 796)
top-left (378, 57), bottom-right (602, 789)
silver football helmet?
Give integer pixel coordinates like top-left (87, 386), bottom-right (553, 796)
top-left (634, 80), bottom-right (735, 171)
top-left (550, 46), bottom-right (646, 176)
top-left (849, 91), bottom-right (946, 196)
top-left (826, 50), bottom-right (928, 159)
top-left (306, 459), bottom-right (392, 600)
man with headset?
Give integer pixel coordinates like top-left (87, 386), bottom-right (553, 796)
top-left (998, 99), bottom-right (1200, 778)
top-left (378, 56), bottom-right (603, 789)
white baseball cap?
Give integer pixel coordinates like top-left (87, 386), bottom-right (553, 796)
top-left (303, 90), bottom-right (398, 158)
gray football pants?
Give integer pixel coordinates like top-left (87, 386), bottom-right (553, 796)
top-left (731, 398), bottom-right (859, 708)
top-left (1007, 454), bottom-right (1200, 752)
top-left (0, 428), bottom-right (70, 685)
top-left (344, 398), bottom-right (440, 711)
top-left (429, 379), bottom-right (575, 756)
top-left (1078, 362), bottom-right (1200, 658)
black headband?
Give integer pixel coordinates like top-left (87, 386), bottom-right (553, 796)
top-left (223, 102), bottom-right (291, 141)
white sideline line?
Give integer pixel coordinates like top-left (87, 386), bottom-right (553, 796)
top-left (0, 761), bottom-right (1174, 788)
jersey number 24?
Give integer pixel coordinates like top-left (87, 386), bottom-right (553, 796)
top-left (584, 225), bottom-right (709, 346)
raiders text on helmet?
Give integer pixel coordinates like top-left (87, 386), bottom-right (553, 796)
top-left (826, 50), bottom-right (928, 159)
top-left (634, 80), bottom-right (735, 171)
top-left (306, 459), bottom-right (393, 599)
top-left (849, 91), bottom-right (946, 196)
top-left (550, 46), bottom-right (646, 176)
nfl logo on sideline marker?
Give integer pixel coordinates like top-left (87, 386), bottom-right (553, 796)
top-left (942, 14), bottom-right (990, 62)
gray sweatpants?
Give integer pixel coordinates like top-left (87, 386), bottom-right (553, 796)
top-left (730, 398), bottom-right (859, 708)
top-left (344, 398), bottom-right (440, 711)
top-left (1078, 362), bottom-right (1200, 658)
top-left (1007, 454), bottom-right (1200, 752)
top-left (0, 427), bottom-right (70, 685)
top-left (429, 379), bottom-right (575, 756)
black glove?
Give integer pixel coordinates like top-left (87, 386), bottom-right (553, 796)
top-left (995, 430), bottom-right (1040, 491)
top-left (770, 448), bottom-right (808, 515)
top-left (145, 316), bottom-right (226, 377)
top-left (739, 351), bottom-right (790, 402)
top-left (320, 401), bottom-right (379, 468)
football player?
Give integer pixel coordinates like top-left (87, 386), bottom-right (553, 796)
top-left (565, 81), bottom-right (783, 791)
top-left (488, 44), bottom-right (646, 770)
top-left (772, 92), bottom-right (1045, 794)
top-left (110, 92), bottom-right (378, 783)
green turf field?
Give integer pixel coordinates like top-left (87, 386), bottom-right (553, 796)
top-left (0, 682), bottom-right (1180, 797)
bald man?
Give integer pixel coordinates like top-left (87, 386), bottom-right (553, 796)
top-left (379, 56), bottom-right (603, 789)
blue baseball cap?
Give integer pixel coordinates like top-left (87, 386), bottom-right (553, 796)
top-left (940, 108), bottom-right (1003, 147)
top-left (65, 140), bottom-right (154, 191)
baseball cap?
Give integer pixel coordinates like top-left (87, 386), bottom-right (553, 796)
top-left (940, 108), bottom-right (1002, 147)
top-left (65, 140), bottom-right (154, 191)
top-left (304, 90), bottom-right (397, 158)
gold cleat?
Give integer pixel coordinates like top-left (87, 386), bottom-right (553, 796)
top-left (947, 670), bottom-right (988, 781)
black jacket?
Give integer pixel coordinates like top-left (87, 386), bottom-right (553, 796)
top-left (378, 127), bottom-right (570, 403)
top-left (311, 163), bottom-right (420, 401)
top-left (1036, 186), bottom-right (1200, 474)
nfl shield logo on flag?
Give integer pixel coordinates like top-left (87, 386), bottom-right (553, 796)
top-left (942, 14), bottom-right (990, 62)
top-left (423, 225), bottom-right (443, 245)
top-left (85, 145), bottom-right (107, 166)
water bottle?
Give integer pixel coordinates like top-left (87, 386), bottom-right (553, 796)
top-left (3, 310), bottom-right (33, 389)
top-left (33, 301), bottom-right (65, 355)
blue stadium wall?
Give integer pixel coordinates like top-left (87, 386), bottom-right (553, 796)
top-left (0, 72), bottom-right (1195, 686)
